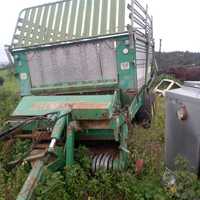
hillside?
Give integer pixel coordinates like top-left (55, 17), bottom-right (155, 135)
top-left (156, 51), bottom-right (200, 81)
top-left (156, 51), bottom-right (200, 69)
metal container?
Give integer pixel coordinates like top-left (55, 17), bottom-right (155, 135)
top-left (165, 81), bottom-right (200, 174)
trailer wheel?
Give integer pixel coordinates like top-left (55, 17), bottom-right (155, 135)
top-left (135, 93), bottom-right (156, 129)
top-left (0, 76), bottom-right (4, 86)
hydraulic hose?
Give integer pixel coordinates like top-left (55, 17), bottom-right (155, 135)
top-left (0, 112), bottom-right (58, 141)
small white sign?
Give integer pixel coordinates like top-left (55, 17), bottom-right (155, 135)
top-left (20, 73), bottom-right (28, 80)
top-left (120, 62), bottom-right (130, 70)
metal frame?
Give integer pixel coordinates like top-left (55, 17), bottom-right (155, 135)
top-left (11, 0), bottom-right (153, 51)
top-left (11, 0), bottom-right (128, 49)
top-left (127, 0), bottom-right (154, 89)
top-left (3, 2), bottom-right (156, 199)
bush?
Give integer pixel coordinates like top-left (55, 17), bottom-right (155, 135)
top-left (0, 88), bottom-right (19, 127)
top-left (0, 77), bottom-right (4, 86)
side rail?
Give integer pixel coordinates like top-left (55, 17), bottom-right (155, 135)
top-left (127, 0), bottom-right (153, 42)
top-left (11, 0), bottom-right (153, 51)
top-left (11, 0), bottom-right (129, 49)
top-left (127, 0), bottom-right (154, 90)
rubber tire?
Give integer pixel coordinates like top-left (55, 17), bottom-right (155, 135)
top-left (135, 93), bottom-right (155, 129)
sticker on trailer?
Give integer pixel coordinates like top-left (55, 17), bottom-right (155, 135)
top-left (120, 62), bottom-right (130, 70)
top-left (20, 73), bottom-right (28, 80)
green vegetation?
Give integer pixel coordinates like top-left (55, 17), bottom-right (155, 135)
top-left (156, 51), bottom-right (200, 69)
top-left (0, 68), bottom-right (18, 93)
top-left (0, 69), bottom-right (19, 126)
top-left (0, 70), bottom-right (200, 199)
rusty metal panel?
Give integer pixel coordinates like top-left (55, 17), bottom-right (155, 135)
top-left (27, 39), bottom-right (117, 88)
top-left (12, 0), bottom-right (128, 49)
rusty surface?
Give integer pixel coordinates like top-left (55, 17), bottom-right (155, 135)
top-left (18, 160), bottom-right (44, 199)
top-left (25, 150), bottom-right (46, 162)
top-left (15, 131), bottom-right (51, 141)
top-left (81, 141), bottom-right (119, 159)
top-left (32, 102), bottom-right (109, 110)
top-left (125, 89), bottom-right (138, 97)
top-left (89, 147), bottom-right (118, 159)
top-left (54, 88), bottom-right (115, 96)
top-left (72, 102), bottom-right (109, 109)
top-left (79, 120), bottom-right (110, 129)
top-left (20, 176), bottom-right (38, 198)
top-left (135, 159), bottom-right (144, 176)
top-left (34, 144), bottom-right (49, 149)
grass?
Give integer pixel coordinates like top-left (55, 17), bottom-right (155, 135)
top-left (0, 69), bottom-right (19, 127)
top-left (0, 70), bottom-right (200, 199)
top-left (129, 96), bottom-right (165, 175)
top-left (0, 68), bottom-right (19, 93)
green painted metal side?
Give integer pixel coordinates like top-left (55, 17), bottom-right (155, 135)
top-left (65, 126), bottom-right (75, 165)
top-left (31, 81), bottom-right (118, 95)
top-left (50, 114), bottom-right (67, 140)
top-left (14, 53), bottom-right (31, 96)
top-left (47, 147), bottom-right (65, 172)
top-left (129, 90), bottom-right (145, 120)
top-left (116, 38), bottom-right (137, 90)
top-left (113, 122), bottom-right (129, 170)
top-left (17, 160), bottom-right (44, 200)
top-left (12, 95), bottom-right (115, 120)
top-left (77, 129), bottom-right (114, 140)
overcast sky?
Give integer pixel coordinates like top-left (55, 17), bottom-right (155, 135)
top-left (0, 0), bottom-right (200, 63)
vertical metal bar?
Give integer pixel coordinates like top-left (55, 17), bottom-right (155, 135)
top-left (73, 0), bottom-right (81, 38)
top-left (129, 0), bottom-right (135, 49)
top-left (145, 5), bottom-right (149, 85)
top-left (131, 0), bottom-right (134, 30)
top-left (118, 0), bottom-right (125, 32)
top-left (151, 16), bottom-right (153, 41)
top-left (53, 2), bottom-right (64, 40)
top-left (80, 0), bottom-right (87, 36)
top-left (115, 0), bottom-right (120, 32)
top-left (83, 0), bottom-right (92, 37)
top-left (46, 4), bottom-right (56, 41)
top-left (39, 5), bottom-right (50, 42)
top-left (66, 124), bottom-right (75, 166)
top-left (17, 160), bottom-right (45, 200)
top-left (76, 0), bottom-right (85, 37)
top-left (100, 0), bottom-right (108, 34)
top-left (97, 0), bottom-right (103, 35)
top-left (106, 0), bottom-right (111, 34)
top-left (110, 0), bottom-right (117, 33)
top-left (118, 123), bottom-right (129, 170)
top-left (61, 2), bottom-right (70, 38)
top-left (89, 0), bottom-right (95, 36)
top-left (17, 9), bottom-right (31, 47)
top-left (65, 0), bottom-right (73, 38)
top-left (92, 0), bottom-right (100, 36)
top-left (24, 8), bottom-right (37, 46)
top-left (68, 0), bottom-right (78, 39)
top-left (31, 7), bottom-right (43, 44)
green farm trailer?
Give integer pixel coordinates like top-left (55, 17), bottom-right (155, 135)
top-left (1, 0), bottom-right (156, 199)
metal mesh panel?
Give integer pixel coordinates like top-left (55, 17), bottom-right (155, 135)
top-left (27, 39), bottom-right (117, 88)
top-left (135, 32), bottom-right (153, 90)
top-left (12, 0), bottom-right (127, 48)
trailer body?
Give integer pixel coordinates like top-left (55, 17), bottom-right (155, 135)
top-left (6, 1), bottom-right (156, 199)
